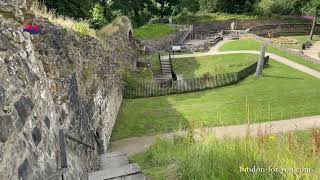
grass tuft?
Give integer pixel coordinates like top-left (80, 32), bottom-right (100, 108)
top-left (31, 1), bottom-right (96, 37)
top-left (131, 130), bottom-right (320, 179)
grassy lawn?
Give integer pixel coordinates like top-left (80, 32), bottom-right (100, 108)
top-left (172, 54), bottom-right (259, 79)
top-left (272, 35), bottom-right (320, 49)
top-left (135, 24), bottom-right (177, 40)
top-left (172, 13), bottom-right (308, 25)
top-left (130, 129), bottom-right (320, 180)
top-left (219, 38), bottom-right (320, 72)
top-left (112, 58), bottom-right (320, 140)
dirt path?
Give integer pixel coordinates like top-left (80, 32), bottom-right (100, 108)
top-left (109, 116), bottom-right (320, 156)
top-left (162, 50), bottom-right (320, 79)
top-left (303, 41), bottom-right (320, 60)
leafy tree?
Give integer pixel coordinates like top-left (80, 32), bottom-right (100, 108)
top-left (173, 0), bottom-right (200, 15)
top-left (43, 0), bottom-right (98, 18)
top-left (198, 0), bottom-right (257, 13)
top-left (155, 0), bottom-right (179, 17)
top-left (256, 0), bottom-right (309, 16)
top-left (305, 0), bottom-right (320, 40)
top-left (89, 3), bottom-right (115, 29)
top-left (111, 0), bottom-right (154, 27)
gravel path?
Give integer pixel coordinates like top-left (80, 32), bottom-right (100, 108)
top-left (303, 41), bottom-right (320, 60)
top-left (162, 50), bottom-right (320, 79)
top-left (110, 116), bottom-right (320, 156)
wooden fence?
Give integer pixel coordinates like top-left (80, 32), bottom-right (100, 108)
top-left (123, 57), bottom-right (269, 99)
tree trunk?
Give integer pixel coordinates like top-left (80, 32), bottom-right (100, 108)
top-left (256, 43), bottom-right (267, 77)
top-left (160, 1), bottom-right (165, 18)
top-left (309, 8), bottom-right (318, 41)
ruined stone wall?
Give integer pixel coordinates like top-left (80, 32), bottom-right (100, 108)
top-left (142, 31), bottom-right (186, 52)
top-left (0, 1), bottom-right (137, 179)
top-left (248, 24), bottom-right (320, 36)
top-left (192, 19), bottom-right (318, 39)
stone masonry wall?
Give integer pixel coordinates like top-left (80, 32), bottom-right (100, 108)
top-left (142, 31), bottom-right (186, 52)
top-left (248, 24), bottom-right (320, 36)
top-left (193, 19), bottom-right (319, 39)
top-left (0, 1), bottom-right (137, 179)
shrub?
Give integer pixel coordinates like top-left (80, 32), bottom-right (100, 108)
top-left (74, 21), bottom-right (94, 36)
top-left (89, 4), bottom-right (108, 29)
top-left (255, 0), bottom-right (304, 16)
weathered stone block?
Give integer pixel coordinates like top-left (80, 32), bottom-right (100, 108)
top-left (31, 126), bottom-right (41, 147)
top-left (14, 96), bottom-right (34, 127)
top-left (44, 116), bottom-right (50, 129)
top-left (18, 158), bottom-right (32, 180)
top-left (0, 86), bottom-right (5, 107)
top-left (0, 115), bottom-right (14, 143)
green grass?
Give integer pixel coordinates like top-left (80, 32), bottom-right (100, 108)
top-left (111, 58), bottom-right (320, 140)
top-left (219, 39), bottom-right (261, 51)
top-left (130, 130), bottom-right (320, 180)
top-left (172, 13), bottom-right (308, 25)
top-left (219, 38), bottom-right (320, 72)
top-left (135, 24), bottom-right (177, 40)
top-left (172, 54), bottom-right (259, 79)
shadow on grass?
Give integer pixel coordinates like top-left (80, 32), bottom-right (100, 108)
top-left (110, 96), bottom-right (193, 141)
top-left (172, 57), bottom-right (200, 79)
top-left (263, 75), bottom-right (305, 80)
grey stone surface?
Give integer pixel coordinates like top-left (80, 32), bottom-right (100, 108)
top-left (100, 154), bottom-right (129, 169)
top-left (0, 2), bottom-right (137, 179)
top-left (14, 96), bottom-right (34, 127)
top-left (31, 126), bottom-right (41, 147)
top-left (44, 116), bottom-right (50, 129)
top-left (0, 115), bottom-right (14, 143)
top-left (18, 159), bottom-right (32, 180)
top-left (0, 86), bottom-right (5, 107)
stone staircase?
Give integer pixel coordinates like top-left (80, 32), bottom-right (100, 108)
top-left (160, 57), bottom-right (173, 77)
top-left (177, 29), bottom-right (191, 45)
top-left (88, 152), bottom-right (145, 180)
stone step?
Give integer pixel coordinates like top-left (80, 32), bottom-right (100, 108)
top-left (100, 152), bottom-right (127, 159)
top-left (161, 65), bottom-right (171, 68)
top-left (100, 154), bottom-right (129, 169)
top-left (110, 173), bottom-right (146, 180)
top-left (88, 163), bottom-right (142, 180)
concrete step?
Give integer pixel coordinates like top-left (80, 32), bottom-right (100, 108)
top-left (100, 152), bottom-right (126, 159)
top-left (110, 173), bottom-right (146, 180)
top-left (100, 154), bottom-right (129, 169)
top-left (161, 66), bottom-right (171, 68)
top-left (88, 163), bottom-right (142, 180)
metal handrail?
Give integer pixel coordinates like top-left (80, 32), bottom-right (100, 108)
top-left (65, 132), bottom-right (95, 149)
top-left (42, 129), bottom-right (96, 180)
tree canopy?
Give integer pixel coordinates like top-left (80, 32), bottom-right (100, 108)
top-left (41, 0), bottom-right (318, 28)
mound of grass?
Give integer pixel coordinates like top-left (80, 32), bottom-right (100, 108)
top-left (219, 38), bottom-right (320, 72)
top-left (172, 54), bottom-right (259, 79)
top-left (112, 58), bottom-right (320, 140)
top-left (131, 130), bottom-right (320, 179)
top-left (135, 24), bottom-right (177, 40)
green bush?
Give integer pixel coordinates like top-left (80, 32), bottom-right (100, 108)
top-left (256, 0), bottom-right (305, 16)
top-left (74, 21), bottom-right (93, 36)
top-left (89, 4), bottom-right (108, 29)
